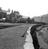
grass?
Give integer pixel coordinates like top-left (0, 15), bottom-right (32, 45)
top-left (0, 23), bottom-right (47, 49)
top-left (0, 23), bottom-right (31, 49)
top-left (36, 27), bottom-right (48, 49)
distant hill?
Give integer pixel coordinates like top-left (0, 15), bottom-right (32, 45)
top-left (41, 14), bottom-right (48, 23)
top-left (34, 14), bottom-right (48, 23)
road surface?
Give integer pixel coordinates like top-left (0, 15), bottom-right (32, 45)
top-left (0, 23), bottom-right (35, 49)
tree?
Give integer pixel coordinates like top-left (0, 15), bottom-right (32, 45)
top-left (7, 9), bottom-right (10, 12)
top-left (31, 18), bottom-right (35, 23)
top-left (27, 17), bottom-right (31, 23)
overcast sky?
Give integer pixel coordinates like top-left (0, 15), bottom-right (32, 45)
top-left (0, 0), bottom-right (48, 18)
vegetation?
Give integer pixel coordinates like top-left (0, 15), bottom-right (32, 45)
top-left (0, 23), bottom-right (30, 49)
top-left (0, 7), bottom-right (47, 24)
top-left (0, 7), bottom-right (35, 24)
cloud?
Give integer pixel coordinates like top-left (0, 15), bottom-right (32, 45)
top-left (0, 0), bottom-right (48, 18)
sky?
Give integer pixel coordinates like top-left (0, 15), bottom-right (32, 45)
top-left (0, 0), bottom-right (48, 18)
